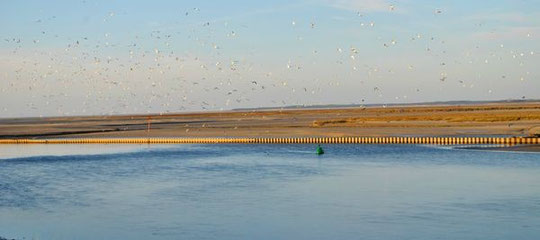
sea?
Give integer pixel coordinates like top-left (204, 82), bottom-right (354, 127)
top-left (1, 144), bottom-right (539, 240)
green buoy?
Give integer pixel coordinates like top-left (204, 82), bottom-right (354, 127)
top-left (316, 145), bottom-right (324, 155)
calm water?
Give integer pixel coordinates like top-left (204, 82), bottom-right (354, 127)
top-left (1, 144), bottom-right (540, 240)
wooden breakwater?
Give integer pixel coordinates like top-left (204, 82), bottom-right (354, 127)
top-left (0, 137), bottom-right (538, 144)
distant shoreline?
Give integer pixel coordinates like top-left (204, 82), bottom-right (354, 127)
top-left (233, 99), bottom-right (540, 111)
top-left (1, 101), bottom-right (539, 142)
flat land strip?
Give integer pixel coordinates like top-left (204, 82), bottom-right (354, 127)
top-left (1, 101), bottom-right (540, 139)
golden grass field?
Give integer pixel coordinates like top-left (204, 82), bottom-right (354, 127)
top-left (1, 101), bottom-right (540, 139)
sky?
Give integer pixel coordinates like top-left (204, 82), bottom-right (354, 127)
top-left (0, 0), bottom-right (539, 117)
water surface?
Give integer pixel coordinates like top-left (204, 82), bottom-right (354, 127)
top-left (1, 144), bottom-right (539, 239)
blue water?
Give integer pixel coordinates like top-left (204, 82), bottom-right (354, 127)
top-left (1, 144), bottom-right (540, 240)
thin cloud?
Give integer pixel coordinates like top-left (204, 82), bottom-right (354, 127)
top-left (319, 0), bottom-right (392, 12)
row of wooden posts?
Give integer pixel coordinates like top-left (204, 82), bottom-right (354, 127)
top-left (0, 137), bottom-right (538, 144)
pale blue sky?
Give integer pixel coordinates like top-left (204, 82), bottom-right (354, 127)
top-left (1, 0), bottom-right (539, 117)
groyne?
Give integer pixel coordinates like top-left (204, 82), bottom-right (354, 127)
top-left (0, 137), bottom-right (538, 144)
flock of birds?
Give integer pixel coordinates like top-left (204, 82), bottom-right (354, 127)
top-left (0, 4), bottom-right (536, 117)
